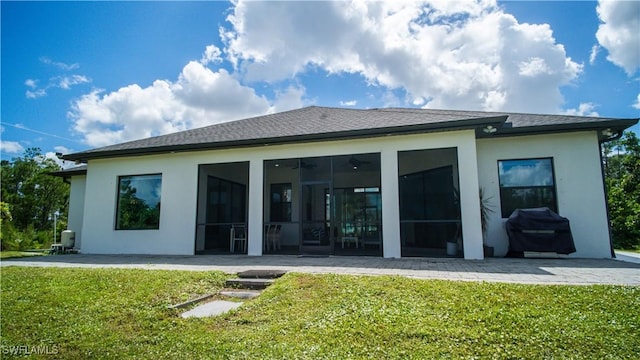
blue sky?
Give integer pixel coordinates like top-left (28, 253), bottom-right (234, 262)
top-left (1, 1), bottom-right (639, 164)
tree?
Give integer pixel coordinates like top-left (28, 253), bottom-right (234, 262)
top-left (603, 132), bottom-right (640, 250)
top-left (0, 148), bottom-right (69, 250)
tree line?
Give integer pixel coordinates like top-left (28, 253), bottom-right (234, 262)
top-left (602, 132), bottom-right (640, 250)
top-left (1, 148), bottom-right (69, 250)
top-left (1, 134), bottom-right (639, 252)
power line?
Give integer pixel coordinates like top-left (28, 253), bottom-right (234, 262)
top-left (0, 121), bottom-right (82, 144)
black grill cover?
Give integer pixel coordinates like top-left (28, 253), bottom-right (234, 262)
top-left (505, 208), bottom-right (576, 255)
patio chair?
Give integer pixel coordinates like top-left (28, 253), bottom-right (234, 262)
top-left (264, 224), bottom-right (272, 252)
top-left (230, 224), bottom-right (247, 253)
top-left (269, 224), bottom-right (282, 251)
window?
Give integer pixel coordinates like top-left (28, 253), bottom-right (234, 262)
top-left (207, 176), bottom-right (246, 224)
top-left (498, 158), bottom-right (557, 218)
top-left (270, 183), bottom-right (292, 222)
top-left (116, 174), bottom-right (162, 230)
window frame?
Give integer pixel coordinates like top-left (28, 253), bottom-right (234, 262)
top-left (115, 173), bottom-right (162, 230)
top-left (270, 183), bottom-right (292, 222)
top-left (497, 157), bottom-right (558, 218)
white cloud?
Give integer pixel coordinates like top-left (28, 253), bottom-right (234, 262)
top-left (69, 61), bottom-right (276, 147)
top-left (0, 141), bottom-right (25, 154)
top-left (43, 152), bottom-right (64, 168)
top-left (596, 0), bottom-right (640, 75)
top-left (67, 1), bottom-right (603, 149)
top-left (25, 74), bottom-right (91, 99)
top-left (40, 56), bottom-right (79, 71)
top-left (412, 97), bottom-right (425, 106)
top-left (24, 79), bottom-right (38, 88)
top-left (201, 45), bottom-right (223, 65)
top-left (519, 57), bottom-right (551, 77)
top-left (340, 100), bottom-right (357, 106)
top-left (633, 94), bottom-right (640, 110)
top-left (563, 103), bottom-right (600, 117)
top-left (53, 146), bottom-right (72, 155)
top-left (26, 57), bottom-right (90, 98)
top-left (57, 75), bottom-right (91, 90)
top-left (26, 89), bottom-right (47, 99)
top-left (589, 44), bottom-right (600, 65)
top-left (42, 147), bottom-right (76, 169)
top-left (271, 85), bottom-right (307, 113)
top-left (222, 0), bottom-right (582, 113)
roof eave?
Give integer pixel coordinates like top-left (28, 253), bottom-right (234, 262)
top-left (492, 118), bottom-right (639, 141)
top-left (62, 116), bottom-right (507, 162)
top-left (48, 169), bottom-right (88, 182)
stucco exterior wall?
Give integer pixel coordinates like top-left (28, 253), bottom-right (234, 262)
top-left (476, 131), bottom-right (611, 258)
top-left (68, 175), bottom-right (86, 250)
top-left (81, 156), bottom-right (200, 255)
top-left (79, 129), bottom-right (484, 258)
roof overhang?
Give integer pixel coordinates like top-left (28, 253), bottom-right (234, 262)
top-left (489, 119), bottom-right (639, 142)
top-left (63, 115), bottom-right (508, 163)
top-left (49, 165), bottom-right (88, 181)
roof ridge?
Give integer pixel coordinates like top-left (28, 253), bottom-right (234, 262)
top-left (63, 105), bottom-right (638, 162)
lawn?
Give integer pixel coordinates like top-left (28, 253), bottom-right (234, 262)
top-left (617, 248), bottom-right (640, 254)
top-left (0, 251), bottom-right (45, 260)
top-left (1, 267), bottom-right (638, 359)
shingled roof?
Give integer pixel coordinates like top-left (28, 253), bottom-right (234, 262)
top-left (63, 106), bottom-right (638, 162)
top-left (49, 164), bottom-right (87, 178)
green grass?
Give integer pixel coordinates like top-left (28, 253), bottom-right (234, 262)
top-left (617, 248), bottom-right (640, 254)
top-left (1, 268), bottom-right (639, 359)
top-left (0, 251), bottom-right (45, 259)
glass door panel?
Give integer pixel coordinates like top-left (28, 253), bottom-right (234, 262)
top-left (301, 182), bottom-right (332, 252)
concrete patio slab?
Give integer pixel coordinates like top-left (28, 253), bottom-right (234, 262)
top-left (2, 254), bottom-right (639, 285)
top-left (614, 250), bottom-right (640, 265)
top-left (180, 300), bottom-right (242, 318)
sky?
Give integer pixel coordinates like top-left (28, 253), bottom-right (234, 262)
top-left (1, 0), bottom-right (639, 165)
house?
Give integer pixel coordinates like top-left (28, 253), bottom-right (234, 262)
top-left (56, 106), bottom-right (638, 259)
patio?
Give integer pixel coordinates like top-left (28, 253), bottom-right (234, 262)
top-left (2, 253), bottom-right (639, 285)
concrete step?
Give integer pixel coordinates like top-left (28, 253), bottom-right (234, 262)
top-left (168, 293), bottom-right (215, 310)
top-left (220, 290), bottom-right (262, 299)
top-left (225, 278), bottom-right (274, 290)
top-left (237, 269), bottom-right (287, 279)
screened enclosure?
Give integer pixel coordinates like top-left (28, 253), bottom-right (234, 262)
top-left (399, 148), bottom-right (461, 257)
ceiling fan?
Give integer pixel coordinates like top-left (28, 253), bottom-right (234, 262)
top-left (292, 161), bottom-right (317, 170)
top-left (348, 156), bottom-right (371, 169)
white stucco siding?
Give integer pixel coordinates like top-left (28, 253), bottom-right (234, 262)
top-left (247, 159), bottom-right (264, 256)
top-left (80, 155), bottom-right (200, 255)
top-left (68, 175), bottom-right (86, 250)
top-left (79, 129), bottom-right (483, 257)
top-left (457, 134), bottom-right (484, 259)
top-left (380, 148), bottom-right (401, 258)
top-left (476, 131), bottom-right (611, 258)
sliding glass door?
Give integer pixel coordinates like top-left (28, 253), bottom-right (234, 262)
top-left (300, 181), bottom-right (332, 253)
top-left (399, 148), bottom-right (460, 257)
top-left (195, 162), bottom-right (248, 254)
top-left (263, 153), bottom-right (382, 256)
top-left (299, 156), bottom-right (332, 253)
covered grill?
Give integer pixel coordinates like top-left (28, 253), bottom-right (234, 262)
top-left (505, 208), bottom-right (576, 256)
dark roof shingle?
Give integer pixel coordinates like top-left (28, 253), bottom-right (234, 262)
top-left (63, 106), bottom-right (638, 162)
